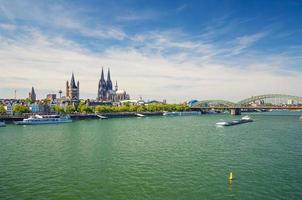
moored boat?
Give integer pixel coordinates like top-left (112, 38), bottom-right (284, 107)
top-left (15, 115), bottom-right (72, 125)
top-left (216, 115), bottom-right (253, 126)
top-left (0, 121), bottom-right (6, 127)
top-left (96, 115), bottom-right (108, 119)
top-left (163, 111), bottom-right (202, 116)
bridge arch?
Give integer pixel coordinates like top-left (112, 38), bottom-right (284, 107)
top-left (194, 100), bottom-right (236, 107)
top-left (237, 94), bottom-right (302, 106)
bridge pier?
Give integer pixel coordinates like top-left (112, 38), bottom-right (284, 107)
top-left (230, 108), bottom-right (241, 115)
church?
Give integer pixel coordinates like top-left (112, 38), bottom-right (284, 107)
top-left (97, 68), bottom-right (130, 102)
top-left (66, 73), bottom-right (80, 102)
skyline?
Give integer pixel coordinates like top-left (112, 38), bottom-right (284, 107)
top-left (1, 0), bottom-right (302, 102)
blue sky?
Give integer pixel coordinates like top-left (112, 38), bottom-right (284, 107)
top-left (0, 0), bottom-right (302, 102)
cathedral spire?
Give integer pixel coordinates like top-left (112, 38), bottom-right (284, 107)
top-left (71, 72), bottom-right (76, 88)
top-left (107, 68), bottom-right (111, 81)
top-left (31, 87), bottom-right (35, 95)
top-left (106, 68), bottom-right (113, 90)
top-left (100, 67), bottom-right (105, 82)
top-left (29, 86), bottom-right (36, 102)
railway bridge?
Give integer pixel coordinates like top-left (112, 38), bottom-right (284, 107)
top-left (191, 94), bottom-right (302, 115)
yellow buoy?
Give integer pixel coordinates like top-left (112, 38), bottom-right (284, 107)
top-left (228, 172), bottom-right (234, 180)
top-left (299, 116), bottom-right (302, 121)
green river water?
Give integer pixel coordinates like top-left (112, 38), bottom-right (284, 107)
top-left (1, 112), bottom-right (302, 200)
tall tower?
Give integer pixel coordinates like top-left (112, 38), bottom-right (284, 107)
top-left (66, 73), bottom-right (79, 102)
top-left (97, 67), bottom-right (107, 101)
top-left (106, 68), bottom-right (113, 91)
top-left (29, 87), bottom-right (36, 102)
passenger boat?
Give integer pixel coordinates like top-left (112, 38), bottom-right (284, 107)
top-left (15, 115), bottom-right (72, 125)
top-left (96, 115), bottom-right (108, 119)
top-left (163, 111), bottom-right (202, 116)
top-left (216, 116), bottom-right (253, 126)
top-left (0, 121), bottom-right (6, 127)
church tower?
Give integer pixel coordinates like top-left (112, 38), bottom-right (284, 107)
top-left (97, 67), bottom-right (107, 101)
top-left (106, 68), bottom-right (113, 91)
top-left (66, 73), bottom-right (79, 102)
top-left (29, 86), bottom-right (36, 102)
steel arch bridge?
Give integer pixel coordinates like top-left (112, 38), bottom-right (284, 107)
top-left (193, 94), bottom-right (302, 108)
top-left (194, 100), bottom-right (236, 107)
top-left (237, 94), bottom-right (302, 106)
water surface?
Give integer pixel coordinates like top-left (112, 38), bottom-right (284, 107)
top-left (1, 113), bottom-right (302, 199)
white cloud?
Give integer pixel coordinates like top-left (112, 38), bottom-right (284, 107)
top-left (0, 0), bottom-right (127, 40)
top-left (230, 31), bottom-right (269, 55)
top-left (0, 23), bottom-right (16, 31)
top-left (0, 2), bottom-right (302, 102)
top-left (116, 10), bottom-right (159, 22)
top-left (0, 27), bottom-right (302, 102)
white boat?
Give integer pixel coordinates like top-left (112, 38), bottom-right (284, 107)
top-left (0, 121), bottom-right (5, 127)
top-left (135, 113), bottom-right (145, 117)
top-left (163, 111), bottom-right (201, 116)
top-left (97, 115), bottom-right (108, 119)
top-left (15, 115), bottom-right (72, 125)
top-left (216, 115), bottom-right (253, 126)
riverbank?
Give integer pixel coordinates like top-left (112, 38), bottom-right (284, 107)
top-left (0, 112), bottom-right (166, 124)
top-left (70, 112), bottom-right (164, 120)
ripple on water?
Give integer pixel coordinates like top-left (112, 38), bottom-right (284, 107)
top-left (0, 114), bottom-right (302, 199)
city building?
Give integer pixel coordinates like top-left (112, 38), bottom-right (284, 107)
top-left (97, 68), bottom-right (130, 102)
top-left (287, 99), bottom-right (294, 105)
top-left (29, 87), bottom-right (36, 102)
top-left (66, 73), bottom-right (80, 102)
top-left (46, 94), bottom-right (57, 101)
top-left (30, 103), bottom-right (39, 113)
top-left (4, 103), bottom-right (13, 115)
top-left (38, 104), bottom-right (51, 113)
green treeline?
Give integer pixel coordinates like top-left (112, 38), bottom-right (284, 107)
top-left (2, 101), bottom-right (190, 115)
top-left (94, 103), bottom-right (190, 113)
top-left (54, 103), bottom-right (190, 114)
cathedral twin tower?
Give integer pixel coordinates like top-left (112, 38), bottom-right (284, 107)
top-left (66, 68), bottom-right (129, 102)
top-left (97, 68), bottom-right (117, 101)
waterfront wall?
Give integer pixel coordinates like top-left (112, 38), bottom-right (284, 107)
top-left (70, 112), bottom-right (164, 120)
top-left (0, 112), bottom-right (165, 123)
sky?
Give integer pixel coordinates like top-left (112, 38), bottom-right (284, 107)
top-left (0, 0), bottom-right (302, 102)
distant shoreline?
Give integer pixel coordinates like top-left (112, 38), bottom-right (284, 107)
top-left (0, 111), bottom-right (166, 123)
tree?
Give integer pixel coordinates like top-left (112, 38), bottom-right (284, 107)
top-left (65, 105), bottom-right (76, 114)
top-left (13, 104), bottom-right (29, 115)
top-left (95, 105), bottom-right (114, 113)
top-left (78, 104), bottom-right (93, 113)
top-left (0, 105), bottom-right (6, 115)
top-left (53, 105), bottom-right (65, 114)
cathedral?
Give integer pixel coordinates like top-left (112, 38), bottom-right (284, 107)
top-left (66, 73), bottom-right (80, 102)
top-left (97, 68), bottom-right (130, 102)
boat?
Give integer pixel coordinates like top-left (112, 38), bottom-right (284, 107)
top-left (163, 111), bottom-right (202, 116)
top-left (97, 115), bottom-right (108, 119)
top-left (15, 115), bottom-right (72, 125)
top-left (135, 113), bottom-right (145, 117)
top-left (228, 172), bottom-right (234, 180)
top-left (0, 121), bottom-right (6, 127)
top-left (216, 115), bottom-right (253, 126)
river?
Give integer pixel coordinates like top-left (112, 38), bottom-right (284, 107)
top-left (1, 112), bottom-right (302, 199)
